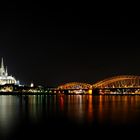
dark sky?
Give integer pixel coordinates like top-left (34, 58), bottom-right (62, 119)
top-left (0, 4), bottom-right (140, 86)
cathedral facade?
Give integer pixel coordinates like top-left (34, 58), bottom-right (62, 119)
top-left (0, 58), bottom-right (17, 85)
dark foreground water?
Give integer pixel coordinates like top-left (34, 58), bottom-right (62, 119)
top-left (0, 95), bottom-right (140, 139)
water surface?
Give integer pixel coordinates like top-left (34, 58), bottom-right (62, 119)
top-left (0, 95), bottom-right (140, 139)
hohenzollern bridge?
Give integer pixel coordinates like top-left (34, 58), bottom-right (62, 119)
top-left (57, 75), bottom-right (140, 94)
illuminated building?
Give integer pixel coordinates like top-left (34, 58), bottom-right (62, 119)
top-left (0, 58), bottom-right (17, 85)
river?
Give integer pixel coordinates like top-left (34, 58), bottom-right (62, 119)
top-left (0, 95), bottom-right (140, 139)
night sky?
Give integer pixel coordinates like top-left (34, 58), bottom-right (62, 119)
top-left (0, 4), bottom-right (140, 87)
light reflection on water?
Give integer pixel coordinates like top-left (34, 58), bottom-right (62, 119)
top-left (0, 96), bottom-right (19, 137)
top-left (1, 95), bottom-right (140, 138)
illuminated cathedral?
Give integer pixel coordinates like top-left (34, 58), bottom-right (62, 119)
top-left (0, 58), bottom-right (17, 85)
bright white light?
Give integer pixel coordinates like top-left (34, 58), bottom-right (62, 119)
top-left (30, 83), bottom-right (34, 87)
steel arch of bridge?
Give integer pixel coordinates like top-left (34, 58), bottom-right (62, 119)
top-left (58, 82), bottom-right (92, 89)
top-left (93, 75), bottom-right (140, 88)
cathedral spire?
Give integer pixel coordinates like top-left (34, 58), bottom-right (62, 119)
top-left (0, 58), bottom-right (5, 76)
top-left (1, 57), bottom-right (4, 69)
top-left (5, 66), bottom-right (8, 76)
top-left (0, 58), bottom-right (17, 85)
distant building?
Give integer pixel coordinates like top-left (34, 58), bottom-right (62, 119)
top-left (0, 58), bottom-right (17, 85)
